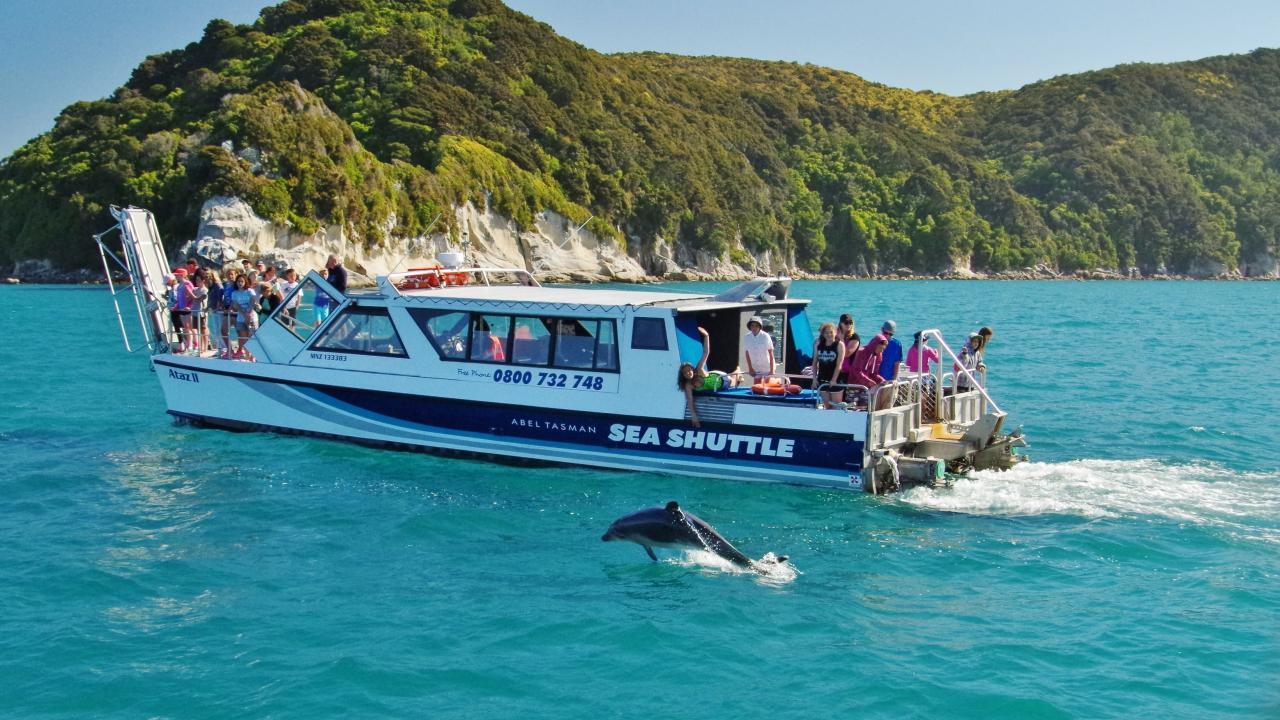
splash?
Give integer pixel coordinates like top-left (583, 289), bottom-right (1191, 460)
top-left (674, 549), bottom-right (799, 585)
top-left (899, 459), bottom-right (1280, 542)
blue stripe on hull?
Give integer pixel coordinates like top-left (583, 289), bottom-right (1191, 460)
top-left (308, 385), bottom-right (862, 474)
top-left (156, 360), bottom-right (864, 485)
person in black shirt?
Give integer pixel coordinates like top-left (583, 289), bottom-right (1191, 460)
top-left (325, 254), bottom-right (348, 294)
top-left (811, 321), bottom-right (847, 408)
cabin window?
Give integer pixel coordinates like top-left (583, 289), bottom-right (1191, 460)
top-left (271, 278), bottom-right (337, 342)
top-left (594, 320), bottom-right (619, 371)
top-left (511, 316), bottom-right (553, 366)
top-left (409, 309), bottom-right (618, 372)
top-left (469, 314), bottom-right (511, 363)
top-left (630, 317), bottom-right (669, 350)
top-left (552, 318), bottom-right (597, 369)
top-left (411, 309), bottom-right (469, 359)
top-left (551, 318), bottom-right (618, 371)
top-left (311, 307), bottom-right (407, 357)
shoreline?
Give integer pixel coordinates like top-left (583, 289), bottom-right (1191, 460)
top-left (4, 269), bottom-right (1276, 285)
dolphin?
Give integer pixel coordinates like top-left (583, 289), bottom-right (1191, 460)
top-left (601, 501), bottom-right (786, 568)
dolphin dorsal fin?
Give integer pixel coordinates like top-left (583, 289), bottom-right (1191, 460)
top-left (665, 501), bottom-right (680, 512)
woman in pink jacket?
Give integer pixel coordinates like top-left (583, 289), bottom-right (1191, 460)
top-left (905, 331), bottom-right (940, 374)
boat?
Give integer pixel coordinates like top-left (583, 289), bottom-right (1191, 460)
top-left (94, 206), bottom-right (1026, 493)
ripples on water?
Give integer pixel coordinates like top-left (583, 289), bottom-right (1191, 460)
top-left (0, 282), bottom-right (1277, 719)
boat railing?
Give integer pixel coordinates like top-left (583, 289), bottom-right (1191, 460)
top-left (93, 206), bottom-right (174, 355)
top-left (379, 266), bottom-right (541, 296)
top-left (917, 329), bottom-right (1001, 419)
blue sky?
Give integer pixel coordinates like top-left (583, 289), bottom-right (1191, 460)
top-left (3, 0), bottom-right (1280, 158)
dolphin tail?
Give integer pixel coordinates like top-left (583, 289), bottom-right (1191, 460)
top-left (704, 537), bottom-right (754, 567)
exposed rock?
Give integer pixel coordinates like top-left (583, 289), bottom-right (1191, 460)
top-left (1241, 251), bottom-right (1279, 278)
top-left (176, 196), bottom-right (651, 283)
top-left (9, 259), bottom-right (105, 283)
top-left (1187, 256), bottom-right (1231, 278)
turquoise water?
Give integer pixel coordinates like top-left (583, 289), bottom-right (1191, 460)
top-left (1, 281), bottom-right (1277, 718)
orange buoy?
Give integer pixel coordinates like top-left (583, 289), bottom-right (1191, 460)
top-left (785, 384), bottom-right (802, 395)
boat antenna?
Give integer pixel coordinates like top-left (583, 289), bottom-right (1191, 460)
top-left (388, 212), bottom-right (443, 274)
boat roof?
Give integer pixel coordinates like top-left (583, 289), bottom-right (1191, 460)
top-left (383, 284), bottom-right (714, 310)
top-left (360, 272), bottom-right (807, 313)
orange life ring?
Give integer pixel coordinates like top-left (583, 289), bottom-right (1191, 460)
top-left (785, 384), bottom-right (802, 395)
top-left (752, 383), bottom-right (786, 396)
top-left (443, 271), bottom-right (468, 286)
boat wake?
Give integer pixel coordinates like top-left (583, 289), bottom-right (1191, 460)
top-left (898, 459), bottom-right (1280, 543)
top-left (674, 550), bottom-right (799, 586)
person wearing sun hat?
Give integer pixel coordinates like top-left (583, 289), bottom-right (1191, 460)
top-left (742, 315), bottom-right (775, 382)
top-left (877, 320), bottom-right (904, 380)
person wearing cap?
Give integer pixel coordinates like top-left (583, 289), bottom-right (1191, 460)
top-left (955, 332), bottom-right (986, 391)
top-left (836, 313), bottom-right (861, 384)
top-left (742, 316), bottom-right (775, 382)
top-left (905, 330), bottom-right (940, 374)
top-left (877, 320), bottom-right (904, 380)
top-left (171, 268), bottom-right (195, 352)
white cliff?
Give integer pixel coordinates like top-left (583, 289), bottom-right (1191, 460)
top-left (180, 196), bottom-right (666, 283)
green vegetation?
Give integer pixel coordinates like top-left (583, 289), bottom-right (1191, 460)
top-left (3, 0), bottom-right (1279, 275)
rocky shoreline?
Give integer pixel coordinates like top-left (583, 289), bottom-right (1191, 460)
top-left (6, 197), bottom-right (1275, 284)
top-left (5, 262), bottom-right (1273, 285)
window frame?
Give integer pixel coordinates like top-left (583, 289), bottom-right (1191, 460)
top-left (409, 309), bottom-right (621, 373)
top-left (271, 277), bottom-right (337, 342)
top-left (410, 308), bottom-right (470, 361)
top-left (466, 313), bottom-right (513, 365)
top-left (308, 305), bottom-right (409, 358)
top-left (630, 317), bottom-right (669, 351)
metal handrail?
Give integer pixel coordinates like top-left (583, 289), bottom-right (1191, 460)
top-left (93, 225), bottom-right (138, 353)
top-left (815, 382), bottom-right (871, 411)
top-left (917, 328), bottom-right (1001, 415)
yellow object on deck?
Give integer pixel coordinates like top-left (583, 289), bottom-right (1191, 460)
top-left (928, 423), bottom-right (966, 441)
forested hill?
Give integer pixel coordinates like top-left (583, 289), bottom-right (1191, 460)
top-left (3, 0), bottom-right (1279, 276)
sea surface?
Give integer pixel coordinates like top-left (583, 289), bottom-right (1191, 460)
top-left (1, 280), bottom-right (1277, 719)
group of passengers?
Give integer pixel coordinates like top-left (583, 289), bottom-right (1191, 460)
top-left (810, 314), bottom-right (901, 408)
top-left (678, 313), bottom-right (994, 424)
top-left (163, 254), bottom-right (349, 360)
top-left (810, 316), bottom-right (993, 408)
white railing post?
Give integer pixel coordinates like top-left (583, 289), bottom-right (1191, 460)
top-left (920, 328), bottom-right (1002, 416)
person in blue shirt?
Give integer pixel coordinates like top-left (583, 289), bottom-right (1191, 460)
top-left (878, 320), bottom-right (903, 380)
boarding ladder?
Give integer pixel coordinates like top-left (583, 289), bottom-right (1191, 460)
top-left (92, 206), bottom-right (174, 354)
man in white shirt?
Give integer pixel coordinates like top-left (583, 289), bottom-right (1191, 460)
top-left (742, 316), bottom-right (775, 381)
